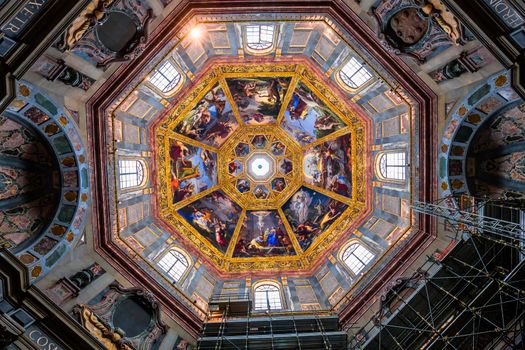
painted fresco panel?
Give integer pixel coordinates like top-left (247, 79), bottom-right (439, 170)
top-left (282, 187), bottom-right (348, 251)
top-left (233, 210), bottom-right (296, 257)
top-left (281, 81), bottom-right (345, 146)
top-left (226, 77), bottom-right (292, 125)
top-left (169, 140), bottom-right (218, 204)
top-left (303, 134), bottom-right (352, 197)
top-left (174, 84), bottom-right (239, 147)
top-left (177, 191), bottom-right (241, 253)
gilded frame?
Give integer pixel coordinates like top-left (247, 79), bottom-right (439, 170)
top-left (154, 62), bottom-right (368, 273)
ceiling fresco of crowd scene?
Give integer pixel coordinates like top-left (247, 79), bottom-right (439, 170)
top-left (166, 73), bottom-right (355, 259)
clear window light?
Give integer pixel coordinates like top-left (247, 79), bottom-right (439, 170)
top-left (339, 57), bottom-right (373, 89)
top-left (158, 249), bottom-right (189, 282)
top-left (246, 25), bottom-right (275, 51)
top-left (148, 59), bottom-right (182, 93)
top-left (379, 152), bottom-right (406, 180)
top-left (118, 160), bottom-right (145, 189)
top-left (342, 243), bottom-right (374, 275)
top-left (254, 284), bottom-right (282, 311)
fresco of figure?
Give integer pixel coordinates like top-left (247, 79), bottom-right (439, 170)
top-left (177, 190), bottom-right (241, 253)
top-left (174, 84), bottom-right (239, 147)
top-left (270, 141), bottom-right (286, 156)
top-left (279, 158), bottom-right (293, 175)
top-left (282, 187), bottom-right (348, 251)
top-left (251, 135), bottom-right (268, 149)
top-left (226, 77), bottom-right (291, 125)
top-left (235, 142), bottom-right (250, 157)
top-left (303, 135), bottom-right (352, 197)
top-left (233, 211), bottom-right (296, 257)
top-left (271, 178), bottom-right (286, 192)
top-left (281, 81), bottom-right (345, 146)
top-left (169, 140), bottom-right (218, 204)
top-left (236, 179), bottom-right (251, 193)
top-left (228, 160), bottom-right (243, 176)
top-left (253, 185), bottom-right (269, 199)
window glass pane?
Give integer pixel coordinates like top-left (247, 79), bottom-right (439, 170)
top-left (119, 160), bottom-right (144, 189)
top-left (149, 60), bottom-right (182, 93)
top-left (343, 243), bottom-right (374, 275)
top-left (246, 25), bottom-right (275, 51)
top-left (254, 284), bottom-right (282, 310)
top-left (339, 57), bottom-right (373, 89)
top-left (379, 152), bottom-right (406, 180)
top-left (158, 250), bottom-right (189, 282)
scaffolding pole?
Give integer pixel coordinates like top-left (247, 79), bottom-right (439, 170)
top-left (348, 199), bottom-right (525, 350)
top-left (412, 200), bottom-right (525, 243)
top-left (199, 293), bottom-right (347, 349)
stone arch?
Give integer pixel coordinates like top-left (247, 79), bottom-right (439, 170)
top-left (438, 71), bottom-right (523, 204)
top-left (2, 81), bottom-right (90, 282)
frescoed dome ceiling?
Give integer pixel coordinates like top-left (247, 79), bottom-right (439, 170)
top-left (92, 9), bottom-right (431, 321)
top-left (154, 63), bottom-right (368, 272)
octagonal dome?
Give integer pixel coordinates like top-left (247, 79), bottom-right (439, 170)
top-left (7, 0), bottom-right (516, 346)
top-left (84, 8), bottom-right (434, 332)
top-left (154, 63), bottom-right (368, 272)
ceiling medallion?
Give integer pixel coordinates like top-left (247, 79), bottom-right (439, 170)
top-left (155, 62), bottom-right (368, 273)
top-left (219, 125), bottom-right (302, 209)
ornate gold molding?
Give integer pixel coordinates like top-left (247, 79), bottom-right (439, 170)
top-left (153, 62), bottom-right (368, 273)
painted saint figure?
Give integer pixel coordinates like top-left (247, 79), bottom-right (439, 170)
top-left (177, 191), bottom-right (241, 254)
top-left (233, 211), bottom-right (295, 257)
top-left (282, 187), bottom-right (348, 251)
top-left (169, 141), bottom-right (218, 204)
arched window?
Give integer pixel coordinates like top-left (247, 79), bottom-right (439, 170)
top-left (341, 242), bottom-right (374, 275)
top-left (244, 25), bottom-right (276, 53)
top-left (148, 59), bottom-right (183, 95)
top-left (254, 282), bottom-right (282, 311)
top-left (338, 57), bottom-right (373, 90)
top-left (377, 152), bottom-right (406, 181)
top-left (118, 159), bottom-right (146, 189)
top-left (158, 248), bottom-right (190, 282)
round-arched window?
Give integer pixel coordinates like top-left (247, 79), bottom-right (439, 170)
top-left (377, 152), bottom-right (406, 181)
top-left (341, 242), bottom-right (374, 275)
top-left (245, 25), bottom-right (276, 53)
top-left (148, 58), bottom-right (183, 96)
top-left (118, 159), bottom-right (147, 189)
top-left (337, 57), bottom-right (373, 90)
top-left (253, 282), bottom-right (282, 311)
top-left (157, 248), bottom-right (190, 282)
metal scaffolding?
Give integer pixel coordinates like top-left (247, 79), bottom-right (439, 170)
top-left (198, 293), bottom-right (347, 349)
top-left (348, 196), bottom-right (525, 349)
